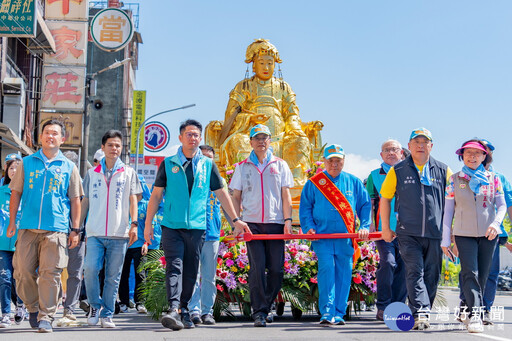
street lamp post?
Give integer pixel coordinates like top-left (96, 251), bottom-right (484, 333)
top-left (81, 58), bottom-right (133, 176)
top-left (135, 104), bottom-right (196, 173)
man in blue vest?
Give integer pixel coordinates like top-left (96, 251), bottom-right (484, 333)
top-left (366, 139), bottom-right (406, 321)
top-left (380, 128), bottom-right (451, 330)
top-left (7, 120), bottom-right (83, 333)
top-left (144, 119), bottom-right (249, 331)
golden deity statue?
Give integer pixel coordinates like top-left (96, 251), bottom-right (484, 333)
top-left (206, 39), bottom-right (323, 186)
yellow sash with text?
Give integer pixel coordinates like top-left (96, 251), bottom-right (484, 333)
top-left (310, 172), bottom-right (361, 265)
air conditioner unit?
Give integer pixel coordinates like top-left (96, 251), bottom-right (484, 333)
top-left (2, 78), bottom-right (24, 96)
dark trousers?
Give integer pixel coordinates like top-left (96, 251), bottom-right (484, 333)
top-left (397, 234), bottom-right (441, 316)
top-left (456, 236), bottom-right (497, 317)
top-left (161, 227), bottom-right (205, 311)
top-left (246, 223), bottom-right (285, 318)
top-left (375, 239), bottom-right (407, 311)
top-left (119, 247), bottom-right (144, 305)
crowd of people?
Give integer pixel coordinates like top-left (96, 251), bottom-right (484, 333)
top-left (0, 119), bottom-right (510, 335)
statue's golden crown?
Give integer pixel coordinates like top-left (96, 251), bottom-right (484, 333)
top-left (245, 38), bottom-right (282, 64)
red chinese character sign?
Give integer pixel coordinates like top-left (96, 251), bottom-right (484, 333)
top-left (41, 66), bottom-right (86, 110)
top-left (90, 8), bottom-right (133, 52)
top-left (44, 21), bottom-right (87, 65)
top-left (45, 0), bottom-right (88, 21)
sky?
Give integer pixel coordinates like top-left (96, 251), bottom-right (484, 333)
top-left (133, 1), bottom-right (512, 180)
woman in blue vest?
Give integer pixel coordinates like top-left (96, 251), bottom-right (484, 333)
top-left (0, 154), bottom-right (23, 327)
top-left (441, 139), bottom-right (506, 333)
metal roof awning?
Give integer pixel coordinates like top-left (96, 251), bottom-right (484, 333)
top-left (0, 123), bottom-right (34, 156)
top-left (26, 11), bottom-right (56, 54)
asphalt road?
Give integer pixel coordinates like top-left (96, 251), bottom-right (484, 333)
top-left (1, 288), bottom-right (511, 341)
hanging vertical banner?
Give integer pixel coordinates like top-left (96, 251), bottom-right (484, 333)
top-left (0, 0), bottom-right (37, 37)
top-left (130, 90), bottom-right (146, 159)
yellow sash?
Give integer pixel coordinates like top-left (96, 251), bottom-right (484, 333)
top-left (310, 172), bottom-right (361, 265)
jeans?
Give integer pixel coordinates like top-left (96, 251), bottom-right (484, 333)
top-left (83, 237), bottom-right (128, 318)
top-left (483, 236), bottom-right (507, 310)
top-left (161, 227), bottom-right (205, 311)
top-left (397, 235), bottom-right (442, 317)
top-left (189, 240), bottom-right (220, 316)
top-left (456, 236), bottom-right (497, 318)
top-left (0, 250), bottom-right (14, 314)
top-left (375, 239), bottom-right (407, 311)
top-left (246, 223), bottom-right (284, 318)
top-left (119, 247), bottom-right (144, 306)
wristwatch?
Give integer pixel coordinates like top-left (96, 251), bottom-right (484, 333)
top-left (232, 217), bottom-right (240, 223)
top-left (131, 221), bottom-right (139, 226)
top-left (284, 218), bottom-right (292, 222)
top-left (70, 228), bottom-right (80, 234)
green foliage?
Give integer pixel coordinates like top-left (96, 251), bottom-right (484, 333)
top-left (441, 259), bottom-right (461, 287)
top-left (138, 250), bottom-right (168, 320)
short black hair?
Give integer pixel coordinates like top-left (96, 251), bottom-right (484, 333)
top-left (3, 160), bottom-right (19, 185)
top-left (42, 119), bottom-right (66, 137)
top-left (101, 130), bottom-right (123, 146)
top-left (402, 148), bottom-right (411, 159)
top-left (199, 145), bottom-right (214, 155)
top-left (179, 119), bottom-right (202, 134)
top-left (457, 139), bottom-right (491, 166)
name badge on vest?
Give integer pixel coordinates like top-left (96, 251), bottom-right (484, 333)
top-left (459, 183), bottom-right (466, 189)
top-left (172, 166), bottom-right (179, 173)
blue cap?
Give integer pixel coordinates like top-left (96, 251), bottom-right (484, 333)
top-left (249, 124), bottom-right (271, 138)
top-left (409, 127), bottom-right (432, 141)
top-left (480, 139), bottom-right (495, 151)
top-left (5, 153), bottom-right (21, 163)
top-left (323, 144), bottom-right (345, 159)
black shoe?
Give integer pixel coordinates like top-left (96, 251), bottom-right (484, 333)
top-left (191, 313), bottom-right (202, 325)
top-left (79, 300), bottom-right (90, 314)
top-left (201, 314), bottom-right (216, 325)
top-left (181, 312), bottom-right (195, 329)
top-left (254, 314), bottom-right (266, 327)
top-left (161, 310), bottom-right (184, 331)
top-left (29, 312), bottom-right (39, 329)
top-left (265, 311), bottom-right (274, 323)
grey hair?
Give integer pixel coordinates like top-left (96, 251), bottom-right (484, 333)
top-left (63, 151), bottom-right (79, 167)
top-left (381, 139), bottom-right (402, 150)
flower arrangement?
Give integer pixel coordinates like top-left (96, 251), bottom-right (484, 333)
top-left (223, 164), bottom-right (238, 185)
top-left (350, 241), bottom-right (379, 311)
top-left (306, 161), bottom-right (325, 179)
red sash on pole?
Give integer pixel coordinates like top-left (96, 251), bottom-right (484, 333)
top-left (310, 172), bottom-right (361, 265)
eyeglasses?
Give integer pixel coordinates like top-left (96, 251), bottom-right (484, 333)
top-left (183, 132), bottom-right (201, 139)
top-left (252, 136), bottom-right (270, 142)
top-left (382, 148), bottom-right (401, 153)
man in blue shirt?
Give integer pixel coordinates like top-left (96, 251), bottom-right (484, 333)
top-left (300, 144), bottom-right (371, 325)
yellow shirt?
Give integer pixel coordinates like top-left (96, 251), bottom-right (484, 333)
top-left (380, 164), bottom-right (453, 199)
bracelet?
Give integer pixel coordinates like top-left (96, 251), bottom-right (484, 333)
top-left (143, 242), bottom-right (149, 246)
top-left (284, 218), bottom-right (292, 222)
top-left (131, 221), bottom-right (139, 226)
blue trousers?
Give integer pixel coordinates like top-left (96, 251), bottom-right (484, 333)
top-left (189, 240), bottom-right (220, 316)
top-left (397, 235), bottom-right (441, 317)
top-left (375, 239), bottom-right (407, 311)
top-left (483, 237), bottom-right (507, 310)
top-left (314, 239), bottom-right (353, 319)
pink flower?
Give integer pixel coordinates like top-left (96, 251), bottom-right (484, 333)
top-left (310, 277), bottom-right (318, 284)
top-left (353, 273), bottom-right (362, 284)
top-left (216, 284), bottom-right (224, 292)
top-left (226, 259), bottom-right (234, 267)
top-left (159, 256), bottom-right (166, 267)
top-left (223, 252), bottom-right (233, 259)
top-left (238, 277), bottom-right (247, 284)
top-left (226, 170), bottom-right (234, 175)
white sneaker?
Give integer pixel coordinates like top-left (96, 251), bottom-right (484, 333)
top-left (119, 303), bottom-right (129, 313)
top-left (0, 314), bottom-right (11, 328)
top-left (100, 317), bottom-right (116, 328)
top-left (87, 307), bottom-right (100, 326)
top-left (136, 304), bottom-right (147, 314)
top-left (467, 317), bottom-right (484, 333)
top-left (14, 305), bottom-right (27, 324)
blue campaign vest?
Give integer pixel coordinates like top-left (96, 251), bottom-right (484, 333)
top-left (19, 150), bottom-right (74, 233)
top-left (393, 156), bottom-right (448, 239)
top-left (162, 153), bottom-right (212, 230)
top-left (370, 168), bottom-right (397, 232)
top-left (0, 185), bottom-right (17, 251)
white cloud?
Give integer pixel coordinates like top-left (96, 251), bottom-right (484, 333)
top-left (343, 153), bottom-right (381, 181)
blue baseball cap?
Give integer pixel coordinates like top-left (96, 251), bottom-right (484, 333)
top-left (5, 153), bottom-right (21, 163)
top-left (323, 144), bottom-right (345, 159)
top-left (480, 139), bottom-right (495, 151)
top-left (409, 127), bottom-right (432, 141)
top-left (249, 124), bottom-right (271, 138)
